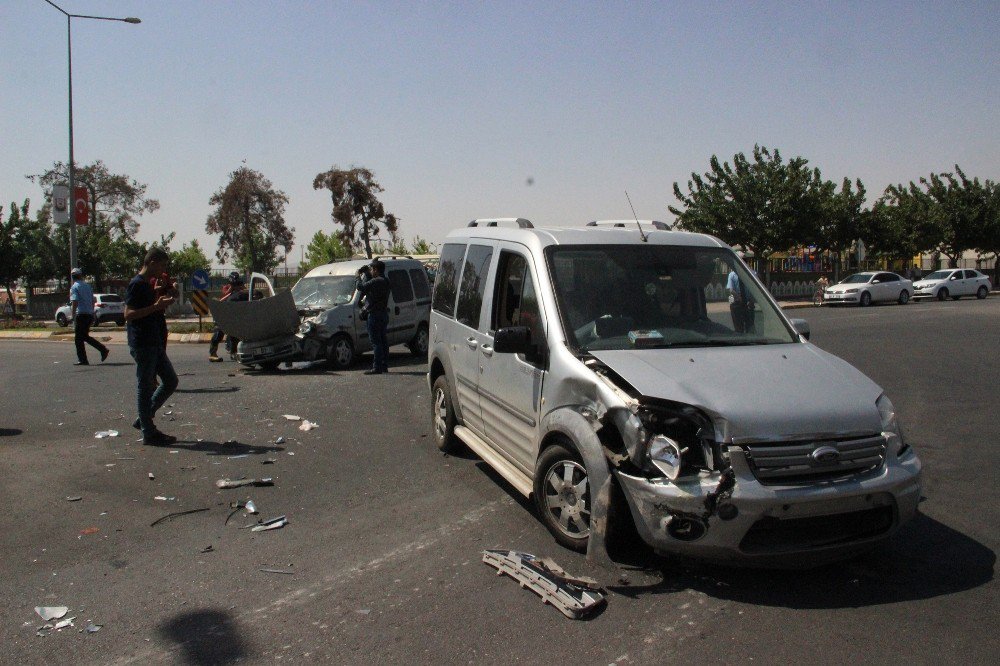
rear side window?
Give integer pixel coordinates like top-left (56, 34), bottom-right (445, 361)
top-left (409, 269), bottom-right (430, 300)
top-left (456, 245), bottom-right (494, 328)
top-left (964, 270), bottom-right (977, 279)
top-left (432, 243), bottom-right (467, 317)
top-left (387, 270), bottom-right (414, 303)
top-left (99, 295), bottom-right (123, 302)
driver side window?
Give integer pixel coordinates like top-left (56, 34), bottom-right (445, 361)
top-left (492, 251), bottom-right (544, 352)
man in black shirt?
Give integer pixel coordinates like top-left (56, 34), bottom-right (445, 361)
top-left (356, 259), bottom-right (391, 374)
top-left (124, 247), bottom-right (179, 445)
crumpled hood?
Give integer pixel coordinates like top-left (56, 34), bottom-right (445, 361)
top-left (590, 343), bottom-right (883, 440)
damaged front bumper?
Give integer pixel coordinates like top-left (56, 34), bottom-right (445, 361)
top-left (615, 446), bottom-right (922, 565)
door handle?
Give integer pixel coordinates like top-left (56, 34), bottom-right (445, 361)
top-left (466, 337), bottom-right (478, 349)
top-left (480, 344), bottom-right (494, 358)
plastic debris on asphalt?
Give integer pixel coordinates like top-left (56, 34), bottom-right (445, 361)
top-left (216, 477), bottom-right (274, 489)
top-left (85, 624), bottom-right (102, 634)
top-left (94, 430), bottom-right (120, 438)
top-left (80, 527), bottom-right (99, 535)
top-left (65, 496), bottom-right (82, 502)
top-left (250, 515), bottom-right (288, 532)
top-left (148, 472), bottom-right (155, 480)
top-left (260, 567), bottom-right (294, 575)
top-left (54, 617), bottom-right (76, 630)
top-left (35, 607), bottom-right (69, 621)
top-left (262, 458), bottom-right (277, 465)
top-left (298, 420), bottom-right (318, 432)
top-left (282, 415), bottom-right (301, 421)
top-left (275, 436), bottom-right (285, 444)
top-left (482, 550), bottom-right (606, 620)
top-left (153, 496), bottom-right (176, 501)
top-left (200, 545), bottom-right (214, 554)
top-left (149, 507), bottom-right (210, 527)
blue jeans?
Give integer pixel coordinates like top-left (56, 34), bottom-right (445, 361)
top-left (130, 346), bottom-right (178, 435)
top-left (366, 310), bottom-right (389, 371)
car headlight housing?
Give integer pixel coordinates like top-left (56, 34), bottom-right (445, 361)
top-left (845, 288), bottom-right (859, 293)
top-left (300, 320), bottom-right (315, 335)
top-left (877, 394), bottom-right (910, 456)
top-left (649, 435), bottom-right (685, 480)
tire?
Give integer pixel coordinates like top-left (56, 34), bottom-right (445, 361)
top-left (259, 361), bottom-right (280, 372)
top-left (977, 286), bottom-right (988, 299)
top-left (534, 443), bottom-right (591, 552)
top-left (326, 335), bottom-right (354, 370)
top-left (898, 290), bottom-right (910, 305)
top-left (860, 291), bottom-right (872, 307)
top-left (115, 318), bottom-right (125, 327)
top-left (408, 323), bottom-right (429, 357)
top-left (951, 294), bottom-right (961, 301)
top-left (56, 313), bottom-right (68, 327)
top-left (937, 288), bottom-right (948, 301)
top-left (431, 375), bottom-right (460, 453)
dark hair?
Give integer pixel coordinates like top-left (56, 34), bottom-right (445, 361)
top-left (144, 247), bottom-right (169, 266)
top-left (370, 259), bottom-right (385, 275)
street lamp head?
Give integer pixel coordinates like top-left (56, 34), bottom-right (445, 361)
top-left (124, 17), bottom-right (142, 24)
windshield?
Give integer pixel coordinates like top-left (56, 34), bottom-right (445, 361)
top-left (841, 274), bottom-right (873, 284)
top-left (546, 245), bottom-right (798, 352)
top-left (924, 270), bottom-right (952, 280)
top-left (290, 276), bottom-right (357, 310)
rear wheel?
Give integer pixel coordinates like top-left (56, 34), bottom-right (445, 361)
top-left (898, 290), bottom-right (910, 305)
top-left (431, 375), bottom-right (460, 453)
top-left (977, 286), bottom-right (988, 299)
top-left (860, 291), bottom-right (872, 307)
top-left (408, 323), bottom-right (429, 357)
top-left (937, 288), bottom-right (949, 301)
top-left (326, 335), bottom-right (354, 370)
top-left (56, 313), bottom-right (68, 327)
top-left (534, 443), bottom-right (591, 552)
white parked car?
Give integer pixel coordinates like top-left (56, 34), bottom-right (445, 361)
top-left (55, 293), bottom-right (126, 326)
top-left (824, 272), bottom-right (913, 306)
top-left (912, 269), bottom-right (992, 301)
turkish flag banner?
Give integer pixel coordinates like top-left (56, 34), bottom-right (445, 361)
top-left (74, 186), bottom-right (89, 225)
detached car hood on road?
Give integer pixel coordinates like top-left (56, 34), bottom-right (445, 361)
top-left (590, 343), bottom-right (884, 440)
top-left (208, 290), bottom-right (300, 342)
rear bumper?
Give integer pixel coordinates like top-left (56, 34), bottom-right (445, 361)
top-left (616, 447), bottom-right (922, 566)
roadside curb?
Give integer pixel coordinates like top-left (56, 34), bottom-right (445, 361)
top-left (0, 331), bottom-right (212, 344)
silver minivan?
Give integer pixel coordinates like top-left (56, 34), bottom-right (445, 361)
top-left (428, 219), bottom-right (922, 565)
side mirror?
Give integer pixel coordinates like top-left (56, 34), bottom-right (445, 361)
top-left (789, 318), bottom-right (810, 341)
top-left (950, 275), bottom-right (959, 280)
top-left (494, 326), bottom-right (533, 355)
top-left (871, 280), bottom-right (880, 284)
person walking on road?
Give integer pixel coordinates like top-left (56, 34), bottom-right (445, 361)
top-left (124, 247), bottom-right (179, 445)
top-left (208, 272), bottom-right (247, 362)
top-left (814, 275), bottom-right (830, 306)
top-left (356, 259), bottom-right (391, 375)
top-left (69, 268), bottom-right (109, 366)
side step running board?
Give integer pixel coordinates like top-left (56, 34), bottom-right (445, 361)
top-left (454, 426), bottom-right (533, 497)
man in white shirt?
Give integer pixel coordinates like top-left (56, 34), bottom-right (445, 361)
top-left (70, 267), bottom-right (109, 365)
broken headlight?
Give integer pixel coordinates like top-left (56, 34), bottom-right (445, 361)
top-left (877, 393), bottom-right (910, 456)
top-left (649, 435), bottom-right (683, 480)
top-left (300, 320), bottom-right (315, 335)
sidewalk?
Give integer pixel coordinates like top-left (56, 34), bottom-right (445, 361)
top-left (0, 328), bottom-right (213, 344)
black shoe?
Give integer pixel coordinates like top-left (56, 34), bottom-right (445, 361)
top-left (132, 417), bottom-right (141, 430)
top-left (363, 368), bottom-right (383, 375)
top-left (143, 430), bottom-right (177, 446)
top-left (74, 361), bottom-right (89, 366)
top-left (100, 348), bottom-right (109, 362)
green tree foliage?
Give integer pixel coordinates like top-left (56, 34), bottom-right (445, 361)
top-left (972, 182), bottom-right (1000, 284)
top-left (410, 235), bottom-right (435, 255)
top-left (170, 239), bottom-right (211, 277)
top-left (669, 146), bottom-right (824, 279)
top-left (299, 230), bottom-right (353, 273)
top-left (206, 166), bottom-right (294, 274)
top-left (312, 166), bottom-right (399, 259)
top-left (0, 200), bottom-right (30, 314)
top-left (807, 178), bottom-right (867, 278)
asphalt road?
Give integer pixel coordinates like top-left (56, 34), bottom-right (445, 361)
top-left (1, 297), bottom-right (997, 665)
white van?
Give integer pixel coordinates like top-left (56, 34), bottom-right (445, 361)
top-left (428, 219), bottom-right (922, 565)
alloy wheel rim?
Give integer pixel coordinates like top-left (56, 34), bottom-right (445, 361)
top-left (433, 388), bottom-right (447, 440)
top-left (543, 460), bottom-right (591, 538)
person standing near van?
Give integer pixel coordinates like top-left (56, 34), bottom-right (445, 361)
top-left (125, 248), bottom-right (179, 445)
top-left (356, 259), bottom-right (391, 374)
top-left (208, 272), bottom-right (246, 361)
top-left (69, 267), bottom-right (109, 365)
top-left (727, 267), bottom-right (754, 333)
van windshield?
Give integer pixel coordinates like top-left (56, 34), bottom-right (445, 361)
top-left (546, 245), bottom-right (798, 352)
top-left (291, 276), bottom-right (357, 310)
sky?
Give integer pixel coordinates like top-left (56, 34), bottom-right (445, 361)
top-left (2, 1), bottom-right (998, 267)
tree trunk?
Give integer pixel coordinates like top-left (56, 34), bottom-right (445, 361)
top-left (361, 216), bottom-right (372, 259)
top-left (3, 284), bottom-right (15, 320)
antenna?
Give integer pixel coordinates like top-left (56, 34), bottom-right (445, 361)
top-left (625, 190), bottom-right (648, 242)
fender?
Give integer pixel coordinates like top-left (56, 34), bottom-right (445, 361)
top-left (540, 407), bottom-right (614, 568)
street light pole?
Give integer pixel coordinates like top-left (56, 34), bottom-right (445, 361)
top-left (43, 0), bottom-right (140, 277)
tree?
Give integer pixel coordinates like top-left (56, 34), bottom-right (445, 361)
top-left (170, 239), bottom-right (211, 278)
top-left (921, 166), bottom-right (991, 267)
top-left (670, 146), bottom-right (824, 281)
top-left (971, 180), bottom-right (1000, 285)
top-left (0, 200), bottom-right (29, 316)
top-left (299, 230), bottom-right (352, 273)
top-left (410, 235), bottom-right (435, 255)
top-left (312, 166), bottom-right (399, 258)
top-left (808, 178), bottom-right (866, 279)
top-left (206, 166), bottom-right (294, 274)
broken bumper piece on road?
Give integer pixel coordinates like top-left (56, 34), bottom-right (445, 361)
top-left (483, 550), bottom-right (606, 619)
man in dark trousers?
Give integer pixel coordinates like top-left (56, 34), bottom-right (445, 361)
top-left (69, 267), bottom-right (109, 365)
top-left (208, 271), bottom-right (247, 361)
top-left (124, 247), bottom-right (179, 445)
top-left (356, 259), bottom-right (391, 374)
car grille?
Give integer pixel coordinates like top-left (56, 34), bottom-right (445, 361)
top-left (739, 505), bottom-right (895, 554)
top-left (741, 435), bottom-right (886, 485)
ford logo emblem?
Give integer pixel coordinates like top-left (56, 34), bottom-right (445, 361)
top-left (811, 446), bottom-right (841, 465)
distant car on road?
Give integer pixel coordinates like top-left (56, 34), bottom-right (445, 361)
top-left (824, 272), bottom-right (913, 306)
top-left (912, 269), bottom-right (992, 301)
top-left (55, 293), bottom-right (125, 327)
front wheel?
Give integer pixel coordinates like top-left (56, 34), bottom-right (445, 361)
top-left (56, 313), bottom-right (68, 327)
top-left (937, 288), bottom-right (949, 301)
top-left (408, 323), bottom-right (429, 357)
top-left (898, 290), bottom-right (910, 305)
top-left (326, 335), bottom-right (354, 370)
top-left (534, 443), bottom-right (591, 552)
top-left (860, 291), bottom-right (872, 307)
top-left (977, 286), bottom-right (988, 299)
top-left (431, 375), bottom-right (460, 453)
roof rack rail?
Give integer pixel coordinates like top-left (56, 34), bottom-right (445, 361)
top-left (586, 219), bottom-right (671, 230)
top-left (468, 218), bottom-right (534, 229)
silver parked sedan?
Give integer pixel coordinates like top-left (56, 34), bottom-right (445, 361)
top-left (824, 272), bottom-right (913, 306)
top-left (912, 269), bottom-right (992, 301)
